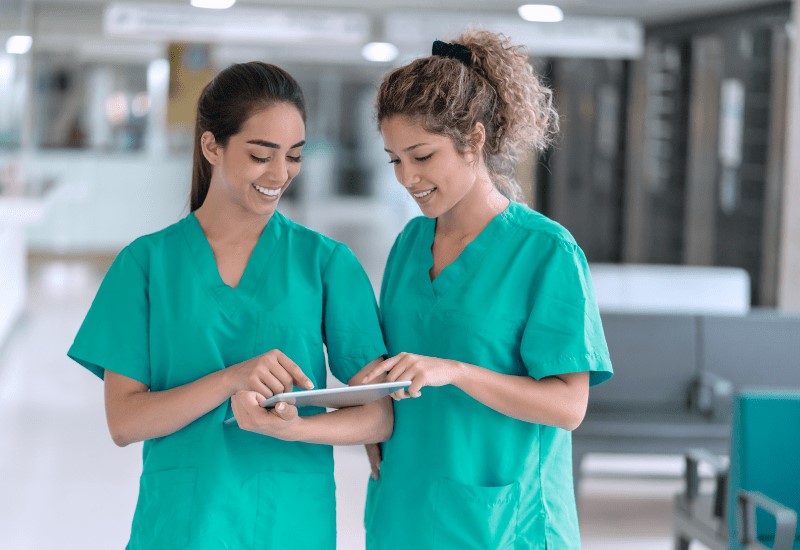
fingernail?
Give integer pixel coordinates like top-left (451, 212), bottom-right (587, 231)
top-left (276, 402), bottom-right (285, 412)
top-left (306, 382), bottom-right (314, 389)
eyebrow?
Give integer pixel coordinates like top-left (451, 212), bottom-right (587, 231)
top-left (247, 139), bottom-right (306, 149)
top-left (384, 143), bottom-right (428, 154)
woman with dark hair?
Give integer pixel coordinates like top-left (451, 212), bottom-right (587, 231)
top-left (68, 61), bottom-right (390, 549)
top-left (361, 31), bottom-right (613, 549)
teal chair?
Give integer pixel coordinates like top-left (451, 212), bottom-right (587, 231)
top-left (673, 390), bottom-right (800, 549)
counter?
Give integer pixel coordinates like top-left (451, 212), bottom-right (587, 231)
top-left (0, 195), bottom-right (47, 348)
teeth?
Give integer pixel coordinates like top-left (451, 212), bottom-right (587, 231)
top-left (253, 183), bottom-right (281, 197)
top-left (413, 189), bottom-right (435, 199)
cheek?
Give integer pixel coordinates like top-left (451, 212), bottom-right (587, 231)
top-left (288, 163), bottom-right (302, 180)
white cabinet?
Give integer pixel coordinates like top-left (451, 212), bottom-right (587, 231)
top-left (0, 197), bottom-right (46, 347)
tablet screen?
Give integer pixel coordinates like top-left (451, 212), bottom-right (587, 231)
top-left (260, 380), bottom-right (412, 409)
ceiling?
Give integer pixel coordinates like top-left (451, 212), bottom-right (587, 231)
top-left (30, 0), bottom-right (787, 22)
top-left (0, 0), bottom-right (791, 64)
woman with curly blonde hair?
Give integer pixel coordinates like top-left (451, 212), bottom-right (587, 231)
top-left (361, 30), bottom-right (613, 549)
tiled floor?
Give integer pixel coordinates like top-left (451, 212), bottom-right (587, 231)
top-left (0, 258), bottom-right (708, 549)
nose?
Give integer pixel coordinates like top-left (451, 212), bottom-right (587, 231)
top-left (265, 155), bottom-right (288, 183)
top-left (397, 163), bottom-right (420, 188)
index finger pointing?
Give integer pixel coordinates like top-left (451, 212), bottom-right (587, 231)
top-left (277, 351), bottom-right (314, 389)
top-left (362, 355), bottom-right (403, 383)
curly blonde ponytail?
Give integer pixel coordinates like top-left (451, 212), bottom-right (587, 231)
top-left (376, 29), bottom-right (558, 200)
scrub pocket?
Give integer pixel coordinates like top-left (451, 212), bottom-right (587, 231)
top-left (254, 471), bottom-right (336, 550)
top-left (433, 477), bottom-right (520, 550)
top-left (129, 467), bottom-right (198, 549)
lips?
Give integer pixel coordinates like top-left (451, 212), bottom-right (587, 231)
top-left (252, 183), bottom-right (281, 197)
top-left (411, 187), bottom-right (436, 200)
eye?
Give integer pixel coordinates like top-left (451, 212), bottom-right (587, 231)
top-left (251, 155), bottom-right (269, 164)
top-left (415, 153), bottom-right (433, 162)
top-left (387, 158), bottom-right (400, 165)
top-left (287, 155), bottom-right (303, 163)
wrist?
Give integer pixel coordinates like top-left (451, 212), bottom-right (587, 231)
top-left (449, 360), bottom-right (469, 387)
top-left (220, 365), bottom-right (237, 396)
top-left (258, 408), bottom-right (308, 442)
top-left (281, 415), bottom-right (306, 442)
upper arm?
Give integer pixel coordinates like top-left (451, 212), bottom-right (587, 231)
top-left (104, 370), bottom-right (149, 416)
top-left (520, 242), bottom-right (612, 386)
top-left (551, 371), bottom-right (590, 400)
top-left (322, 245), bottom-right (387, 383)
top-left (68, 247), bottom-right (152, 386)
top-left (103, 370), bottom-right (149, 445)
top-left (548, 371), bottom-right (590, 427)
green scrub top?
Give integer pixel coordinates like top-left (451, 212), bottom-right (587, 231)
top-left (365, 201), bottom-right (613, 550)
top-left (68, 211), bottom-right (386, 550)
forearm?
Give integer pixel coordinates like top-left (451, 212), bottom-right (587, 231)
top-left (290, 398), bottom-right (393, 445)
top-left (451, 363), bottom-right (589, 430)
top-left (105, 368), bottom-right (233, 446)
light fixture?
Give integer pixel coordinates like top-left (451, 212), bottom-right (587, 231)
top-left (361, 41), bottom-right (399, 63)
top-left (190, 0), bottom-right (236, 9)
top-left (5, 35), bottom-right (32, 55)
top-left (104, 92), bottom-right (129, 126)
top-left (518, 4), bottom-right (564, 23)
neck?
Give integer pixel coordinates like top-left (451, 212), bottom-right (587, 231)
top-left (194, 184), bottom-right (271, 242)
top-left (437, 174), bottom-right (510, 239)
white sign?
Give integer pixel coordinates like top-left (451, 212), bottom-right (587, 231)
top-left (104, 3), bottom-right (370, 46)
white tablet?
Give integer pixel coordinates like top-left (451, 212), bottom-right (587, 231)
top-left (260, 380), bottom-right (411, 409)
top-left (223, 381), bottom-right (411, 425)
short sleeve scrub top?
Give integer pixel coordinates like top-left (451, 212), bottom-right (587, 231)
top-left (365, 201), bottom-right (613, 550)
top-left (68, 211), bottom-right (386, 550)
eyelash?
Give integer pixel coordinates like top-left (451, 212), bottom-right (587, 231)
top-left (388, 153), bottom-right (433, 165)
top-left (251, 155), bottom-right (303, 164)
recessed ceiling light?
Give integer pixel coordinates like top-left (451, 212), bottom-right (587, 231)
top-left (518, 4), bottom-right (564, 23)
top-left (362, 42), bottom-right (399, 63)
top-left (5, 35), bottom-right (32, 55)
top-left (190, 0), bottom-right (236, 9)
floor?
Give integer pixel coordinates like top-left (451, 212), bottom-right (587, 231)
top-left (0, 258), bottom-right (710, 549)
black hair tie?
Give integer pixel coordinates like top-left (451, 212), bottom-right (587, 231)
top-left (432, 40), bottom-right (472, 67)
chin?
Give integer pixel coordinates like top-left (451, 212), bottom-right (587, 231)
top-left (249, 200), bottom-right (280, 217)
top-left (418, 201), bottom-right (450, 219)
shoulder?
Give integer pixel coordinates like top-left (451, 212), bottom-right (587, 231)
top-left (392, 215), bottom-right (430, 250)
top-left (276, 211), bottom-right (340, 253)
top-left (275, 211), bottom-right (355, 266)
top-left (504, 201), bottom-right (579, 255)
top-left (122, 215), bottom-right (189, 274)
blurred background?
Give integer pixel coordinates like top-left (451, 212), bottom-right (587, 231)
top-left (0, 0), bottom-right (798, 548)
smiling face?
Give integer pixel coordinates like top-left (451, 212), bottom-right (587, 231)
top-left (202, 102), bottom-right (305, 217)
top-left (380, 115), bottom-right (483, 219)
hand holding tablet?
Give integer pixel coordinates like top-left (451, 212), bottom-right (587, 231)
top-left (223, 380), bottom-right (411, 425)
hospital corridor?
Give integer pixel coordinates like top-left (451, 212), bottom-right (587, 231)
top-left (2, 0), bottom-right (800, 548)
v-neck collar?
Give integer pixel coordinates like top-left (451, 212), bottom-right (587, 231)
top-left (181, 211), bottom-right (285, 317)
top-left (416, 202), bottom-right (513, 313)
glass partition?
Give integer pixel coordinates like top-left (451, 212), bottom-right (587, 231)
top-left (31, 56), bottom-right (149, 151)
top-left (0, 52), bottom-right (26, 149)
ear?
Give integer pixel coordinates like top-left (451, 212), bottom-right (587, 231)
top-left (463, 122), bottom-right (486, 163)
top-left (200, 131), bottom-right (222, 165)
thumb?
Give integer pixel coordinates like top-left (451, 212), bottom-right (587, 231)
top-left (274, 401), bottom-right (298, 421)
